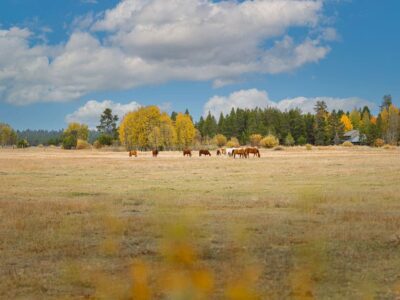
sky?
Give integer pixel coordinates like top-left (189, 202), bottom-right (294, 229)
top-left (0, 0), bottom-right (399, 130)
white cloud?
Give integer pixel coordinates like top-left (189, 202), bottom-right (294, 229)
top-left (65, 100), bottom-right (141, 128)
top-left (0, 0), bottom-right (335, 105)
top-left (204, 89), bottom-right (376, 117)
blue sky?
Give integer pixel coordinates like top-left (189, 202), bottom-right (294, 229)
top-left (0, 0), bottom-right (399, 130)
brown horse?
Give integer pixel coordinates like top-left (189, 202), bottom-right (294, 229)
top-left (216, 150), bottom-right (221, 156)
top-left (245, 147), bottom-right (261, 158)
top-left (233, 148), bottom-right (247, 158)
top-left (221, 148), bottom-right (226, 155)
top-left (152, 150), bottom-right (159, 157)
top-left (199, 150), bottom-right (211, 156)
top-left (183, 149), bottom-right (192, 157)
top-left (129, 150), bottom-right (137, 157)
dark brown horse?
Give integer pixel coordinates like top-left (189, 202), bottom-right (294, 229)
top-left (216, 150), bottom-right (221, 156)
top-left (152, 150), bottom-right (159, 157)
top-left (183, 149), bottom-right (192, 157)
top-left (129, 150), bottom-right (137, 157)
top-left (245, 147), bottom-right (261, 158)
top-left (233, 148), bottom-right (247, 158)
top-left (199, 150), bottom-right (211, 156)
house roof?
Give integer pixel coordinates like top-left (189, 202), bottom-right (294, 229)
top-left (344, 130), bottom-right (359, 137)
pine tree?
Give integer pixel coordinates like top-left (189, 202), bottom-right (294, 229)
top-left (380, 95), bottom-right (392, 111)
top-left (97, 108), bottom-right (119, 140)
top-left (170, 111), bottom-right (178, 121)
top-left (313, 101), bottom-right (329, 145)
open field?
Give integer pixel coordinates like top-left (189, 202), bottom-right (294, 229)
top-left (1, 147), bottom-right (400, 299)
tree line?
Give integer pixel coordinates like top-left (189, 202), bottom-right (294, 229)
top-left (196, 95), bottom-right (400, 146)
top-left (1, 95), bottom-right (399, 149)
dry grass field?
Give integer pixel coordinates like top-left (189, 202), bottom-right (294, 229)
top-left (1, 146), bottom-right (400, 299)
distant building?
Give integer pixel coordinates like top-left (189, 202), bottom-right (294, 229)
top-left (343, 130), bottom-right (364, 144)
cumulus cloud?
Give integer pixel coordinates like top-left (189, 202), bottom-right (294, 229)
top-left (65, 100), bottom-right (141, 128)
top-left (204, 89), bottom-right (376, 117)
top-left (0, 0), bottom-right (335, 105)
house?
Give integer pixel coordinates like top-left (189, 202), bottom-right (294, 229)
top-left (343, 130), bottom-right (363, 144)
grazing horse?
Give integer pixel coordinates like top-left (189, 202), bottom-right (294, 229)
top-left (129, 150), bottom-right (137, 157)
top-left (221, 148), bottom-right (227, 155)
top-left (199, 150), bottom-right (211, 156)
top-left (183, 149), bottom-right (192, 157)
top-left (233, 148), bottom-right (247, 158)
top-left (152, 149), bottom-right (159, 157)
top-left (245, 147), bottom-right (261, 158)
top-left (216, 150), bottom-right (221, 156)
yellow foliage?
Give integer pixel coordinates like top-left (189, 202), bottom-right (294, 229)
top-left (76, 139), bottom-right (91, 150)
top-left (175, 113), bottom-right (196, 148)
top-left (119, 106), bottom-right (162, 149)
top-left (342, 141), bottom-right (353, 147)
top-left (260, 134), bottom-right (279, 148)
top-left (65, 122), bottom-right (89, 140)
top-left (340, 115), bottom-right (353, 132)
top-left (249, 134), bottom-right (263, 147)
top-left (213, 134), bottom-right (227, 147)
top-left (374, 138), bottom-right (385, 147)
top-left (226, 137), bottom-right (240, 148)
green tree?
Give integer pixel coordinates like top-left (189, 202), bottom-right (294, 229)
top-left (380, 94), bottom-right (392, 111)
top-left (313, 101), bottom-right (329, 145)
top-left (63, 123), bottom-right (89, 149)
top-left (202, 112), bottom-right (218, 139)
top-left (284, 133), bottom-right (295, 146)
top-left (0, 123), bottom-right (17, 147)
top-left (328, 110), bottom-right (345, 145)
top-left (97, 108), bottom-right (119, 140)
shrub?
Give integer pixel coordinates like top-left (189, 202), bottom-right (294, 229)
top-left (305, 144), bottom-right (312, 151)
top-left (374, 138), bottom-right (385, 148)
top-left (274, 146), bottom-right (284, 151)
top-left (62, 135), bottom-right (77, 149)
top-left (93, 140), bottom-right (102, 149)
top-left (342, 141), bottom-right (353, 147)
top-left (297, 136), bottom-right (307, 146)
top-left (17, 139), bottom-right (29, 148)
top-left (213, 134), bottom-right (227, 147)
top-left (284, 133), bottom-right (295, 146)
top-left (98, 134), bottom-right (114, 146)
top-left (76, 139), bottom-right (92, 150)
top-left (249, 134), bottom-right (263, 147)
top-left (226, 137), bottom-right (240, 148)
top-left (383, 144), bottom-right (393, 150)
top-left (260, 134), bottom-right (279, 149)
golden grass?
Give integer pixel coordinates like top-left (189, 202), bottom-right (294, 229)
top-left (1, 146), bottom-right (400, 299)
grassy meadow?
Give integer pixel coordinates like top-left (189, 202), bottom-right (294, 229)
top-left (1, 146), bottom-right (400, 299)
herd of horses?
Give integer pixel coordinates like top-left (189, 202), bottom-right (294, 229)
top-left (129, 147), bottom-right (260, 158)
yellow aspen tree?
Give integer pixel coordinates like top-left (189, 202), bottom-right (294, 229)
top-left (175, 113), bottom-right (196, 149)
top-left (340, 115), bottom-right (353, 132)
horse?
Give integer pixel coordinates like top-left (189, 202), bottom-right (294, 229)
top-left (216, 150), bottom-right (221, 156)
top-left (245, 147), bottom-right (261, 158)
top-left (221, 148), bottom-right (227, 155)
top-left (129, 150), bottom-right (137, 157)
top-left (233, 148), bottom-right (247, 158)
top-left (183, 149), bottom-right (192, 157)
top-left (199, 150), bottom-right (211, 156)
top-left (152, 149), bottom-right (159, 157)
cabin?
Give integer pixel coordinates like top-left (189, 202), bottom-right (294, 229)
top-left (343, 130), bottom-right (363, 144)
